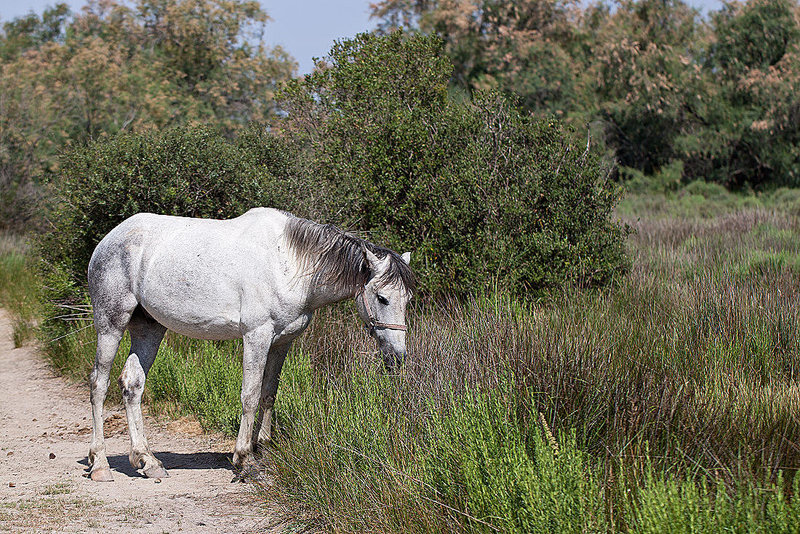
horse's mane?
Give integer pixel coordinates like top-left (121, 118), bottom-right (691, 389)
top-left (284, 216), bottom-right (416, 293)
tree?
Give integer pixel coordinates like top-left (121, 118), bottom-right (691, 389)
top-left (0, 3), bottom-right (70, 60)
top-left (370, 0), bottom-right (800, 189)
top-left (371, 0), bottom-right (585, 116)
top-left (698, 0), bottom-right (800, 187)
top-left (588, 0), bottom-right (709, 174)
top-left (0, 0), bottom-right (295, 230)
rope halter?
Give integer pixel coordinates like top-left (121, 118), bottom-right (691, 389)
top-left (356, 287), bottom-right (408, 332)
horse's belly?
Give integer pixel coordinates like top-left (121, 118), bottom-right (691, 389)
top-left (146, 307), bottom-right (242, 340)
top-left (138, 271), bottom-right (244, 340)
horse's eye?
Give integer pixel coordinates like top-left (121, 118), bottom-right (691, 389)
top-left (376, 294), bottom-right (389, 305)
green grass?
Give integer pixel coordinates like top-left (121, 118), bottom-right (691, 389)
top-left (0, 234), bottom-right (38, 346)
top-left (4, 184), bottom-right (800, 531)
top-left (263, 359), bottom-right (608, 532)
top-left (147, 336), bottom-right (244, 433)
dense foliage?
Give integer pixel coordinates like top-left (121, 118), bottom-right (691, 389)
top-left (40, 32), bottom-right (627, 300)
top-left (277, 31), bottom-right (628, 296)
top-left (372, 0), bottom-right (800, 189)
top-left (0, 0), bottom-right (294, 229)
top-left (42, 126), bottom-right (290, 292)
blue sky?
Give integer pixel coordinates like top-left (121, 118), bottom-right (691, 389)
top-left (2, 0), bottom-right (724, 75)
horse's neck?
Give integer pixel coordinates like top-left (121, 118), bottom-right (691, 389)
top-left (305, 283), bottom-right (359, 311)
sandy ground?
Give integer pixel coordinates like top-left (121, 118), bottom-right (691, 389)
top-left (0, 310), bottom-right (282, 533)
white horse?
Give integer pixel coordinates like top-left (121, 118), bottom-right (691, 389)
top-left (86, 207), bottom-right (414, 482)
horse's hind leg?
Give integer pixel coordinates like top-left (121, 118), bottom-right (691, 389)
top-left (119, 311), bottom-right (167, 478)
top-left (89, 296), bottom-right (136, 482)
top-left (89, 330), bottom-right (125, 482)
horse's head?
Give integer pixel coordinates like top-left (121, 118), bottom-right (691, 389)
top-left (356, 247), bottom-right (413, 373)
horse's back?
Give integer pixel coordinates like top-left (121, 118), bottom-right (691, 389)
top-left (90, 208), bottom-right (288, 273)
top-left (89, 208), bottom-right (292, 339)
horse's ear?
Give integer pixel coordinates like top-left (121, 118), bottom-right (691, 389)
top-left (361, 244), bottom-right (381, 273)
top-left (401, 252), bottom-right (411, 265)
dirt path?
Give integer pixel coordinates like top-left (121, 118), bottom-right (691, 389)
top-left (0, 311), bottom-right (280, 533)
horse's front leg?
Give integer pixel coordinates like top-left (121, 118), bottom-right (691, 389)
top-left (253, 343), bottom-right (291, 449)
top-left (232, 325), bottom-right (273, 478)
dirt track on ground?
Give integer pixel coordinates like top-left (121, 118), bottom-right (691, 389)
top-left (0, 310), bottom-right (279, 533)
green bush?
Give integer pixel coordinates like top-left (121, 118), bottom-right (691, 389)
top-left (277, 31), bottom-right (629, 297)
top-left (36, 125), bottom-right (292, 353)
top-left (44, 32), bottom-right (628, 303)
top-left (41, 126), bottom-right (284, 291)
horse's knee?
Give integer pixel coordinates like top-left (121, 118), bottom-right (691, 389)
top-left (241, 386), bottom-right (261, 413)
top-left (118, 354), bottom-right (145, 402)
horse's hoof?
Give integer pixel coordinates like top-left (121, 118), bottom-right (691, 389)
top-left (90, 467), bottom-right (114, 482)
top-left (143, 465), bottom-right (170, 479)
top-left (231, 464), bottom-right (258, 483)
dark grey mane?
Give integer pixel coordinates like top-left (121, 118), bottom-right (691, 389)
top-left (284, 216), bottom-right (416, 293)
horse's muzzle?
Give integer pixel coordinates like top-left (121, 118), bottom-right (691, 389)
top-left (382, 350), bottom-right (406, 374)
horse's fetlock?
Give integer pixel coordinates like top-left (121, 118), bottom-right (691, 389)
top-left (129, 450), bottom-right (147, 469)
top-left (233, 447), bottom-right (252, 468)
top-left (89, 447), bottom-right (109, 471)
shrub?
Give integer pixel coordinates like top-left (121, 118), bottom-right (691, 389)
top-left (41, 126), bottom-right (283, 291)
top-left (44, 32), bottom-right (628, 305)
top-left (277, 31), bottom-right (629, 298)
